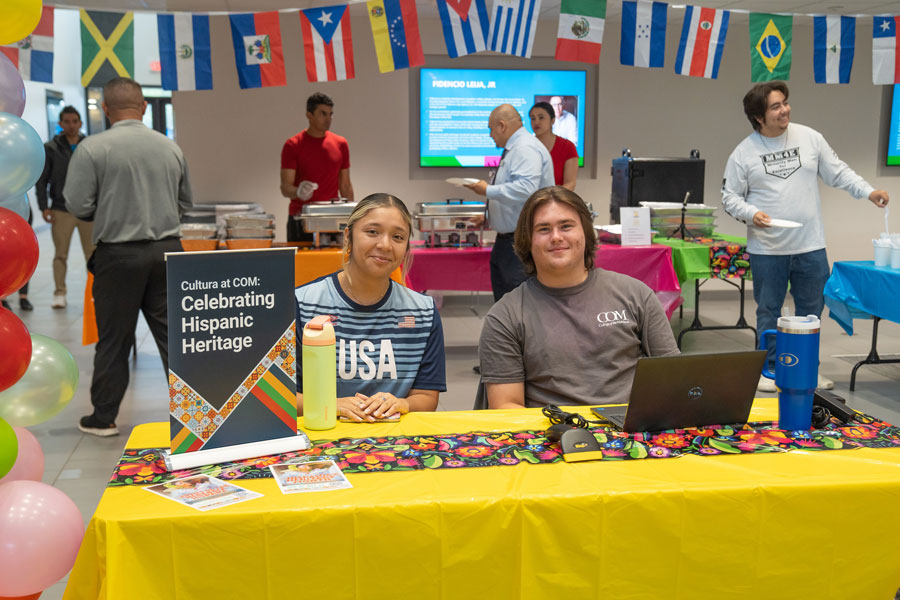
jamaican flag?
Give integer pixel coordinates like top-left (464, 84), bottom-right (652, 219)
top-left (80, 10), bottom-right (134, 87)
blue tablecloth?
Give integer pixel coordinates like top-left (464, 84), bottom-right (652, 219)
top-left (824, 261), bottom-right (900, 335)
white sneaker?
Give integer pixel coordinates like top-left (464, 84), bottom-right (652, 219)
top-left (51, 293), bottom-right (66, 309)
top-left (757, 376), bottom-right (777, 393)
top-left (817, 374), bottom-right (834, 390)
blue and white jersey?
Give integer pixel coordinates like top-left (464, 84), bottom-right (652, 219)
top-left (295, 273), bottom-right (446, 399)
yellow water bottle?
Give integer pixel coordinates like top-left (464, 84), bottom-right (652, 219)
top-left (302, 315), bottom-right (337, 430)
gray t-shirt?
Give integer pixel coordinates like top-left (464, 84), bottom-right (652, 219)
top-left (479, 268), bottom-right (679, 407)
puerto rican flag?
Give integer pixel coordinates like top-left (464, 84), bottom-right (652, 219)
top-left (873, 16), bottom-right (900, 84)
top-left (300, 4), bottom-right (355, 82)
top-left (1, 6), bottom-right (54, 83)
top-left (436, 0), bottom-right (489, 59)
top-left (674, 5), bottom-right (730, 79)
top-left (229, 11), bottom-right (286, 89)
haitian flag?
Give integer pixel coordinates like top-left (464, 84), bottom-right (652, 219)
top-left (367, 0), bottom-right (424, 73)
top-left (489, 0), bottom-right (541, 58)
top-left (0, 6), bottom-right (53, 83)
top-left (674, 5), bottom-right (729, 79)
top-left (620, 0), bottom-right (667, 68)
top-left (813, 15), bottom-right (854, 84)
top-left (299, 4), bottom-right (355, 82)
top-left (873, 16), bottom-right (900, 85)
top-left (229, 12), bottom-right (286, 89)
top-left (157, 13), bottom-right (212, 91)
top-left (436, 0), bottom-right (489, 59)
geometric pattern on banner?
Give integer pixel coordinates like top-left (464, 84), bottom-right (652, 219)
top-left (0, 6), bottom-right (54, 83)
top-left (80, 10), bottom-right (134, 87)
top-left (169, 323), bottom-right (296, 452)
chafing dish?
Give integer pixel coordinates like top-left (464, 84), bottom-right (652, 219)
top-left (300, 201), bottom-right (357, 233)
top-left (415, 199), bottom-right (487, 247)
top-left (226, 227), bottom-right (275, 239)
top-left (641, 202), bottom-right (717, 238)
top-left (639, 201), bottom-right (717, 216)
top-left (180, 223), bottom-right (218, 239)
top-left (224, 213), bottom-right (275, 228)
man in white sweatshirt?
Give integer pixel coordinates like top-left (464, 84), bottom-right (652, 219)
top-left (722, 81), bottom-right (889, 392)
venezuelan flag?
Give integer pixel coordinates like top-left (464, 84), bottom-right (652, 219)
top-left (367, 0), bottom-right (424, 73)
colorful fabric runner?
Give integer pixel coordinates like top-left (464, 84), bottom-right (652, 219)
top-left (108, 413), bottom-right (900, 487)
top-left (655, 233), bottom-right (751, 281)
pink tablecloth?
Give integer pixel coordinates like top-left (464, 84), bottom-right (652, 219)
top-left (406, 244), bottom-right (683, 318)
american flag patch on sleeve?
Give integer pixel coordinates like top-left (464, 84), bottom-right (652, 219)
top-left (397, 316), bottom-right (416, 328)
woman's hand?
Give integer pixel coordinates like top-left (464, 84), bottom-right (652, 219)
top-left (338, 392), bottom-right (409, 422)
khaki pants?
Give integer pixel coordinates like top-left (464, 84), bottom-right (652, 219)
top-left (51, 209), bottom-right (94, 295)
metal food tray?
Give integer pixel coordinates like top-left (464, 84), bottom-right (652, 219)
top-left (651, 215), bottom-right (717, 226)
top-left (301, 201), bottom-right (357, 233)
top-left (180, 223), bottom-right (218, 239)
top-left (415, 200), bottom-right (487, 232)
top-left (639, 202), bottom-right (717, 217)
top-left (227, 227), bottom-right (275, 239)
top-left (224, 213), bottom-right (275, 228)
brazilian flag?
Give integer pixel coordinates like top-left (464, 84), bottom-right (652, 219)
top-left (750, 13), bottom-right (792, 82)
top-left (81, 10), bottom-right (134, 87)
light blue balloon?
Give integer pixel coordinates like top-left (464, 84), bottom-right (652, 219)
top-left (0, 194), bottom-right (29, 220)
top-left (0, 112), bottom-right (45, 200)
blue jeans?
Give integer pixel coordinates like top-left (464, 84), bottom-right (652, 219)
top-left (749, 249), bottom-right (830, 369)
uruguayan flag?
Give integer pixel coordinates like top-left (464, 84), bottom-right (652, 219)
top-left (488, 0), bottom-right (541, 58)
top-left (157, 13), bottom-right (212, 91)
top-left (813, 15), bottom-right (854, 84)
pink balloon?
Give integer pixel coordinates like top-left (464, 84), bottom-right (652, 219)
top-left (0, 427), bottom-right (43, 484)
top-left (0, 53), bottom-right (26, 117)
top-left (0, 481), bottom-right (84, 597)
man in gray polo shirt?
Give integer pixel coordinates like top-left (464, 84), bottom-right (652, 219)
top-left (65, 77), bottom-right (192, 436)
top-left (479, 187), bottom-right (678, 409)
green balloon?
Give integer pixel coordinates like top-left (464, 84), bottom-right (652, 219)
top-left (0, 334), bottom-right (79, 427)
top-left (0, 417), bottom-right (17, 479)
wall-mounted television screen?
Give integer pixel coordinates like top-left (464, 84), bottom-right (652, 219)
top-left (419, 67), bottom-right (586, 168)
top-left (889, 84), bottom-right (900, 165)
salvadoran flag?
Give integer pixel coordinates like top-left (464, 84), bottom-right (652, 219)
top-left (436, 0), bottom-right (489, 58)
top-left (157, 13), bottom-right (212, 91)
top-left (620, 0), bottom-right (667, 68)
top-left (674, 5), bottom-right (730, 79)
top-left (300, 4), bottom-right (355, 82)
top-left (0, 6), bottom-right (54, 83)
top-left (873, 15), bottom-right (900, 85)
top-left (488, 0), bottom-right (541, 58)
top-left (229, 12), bottom-right (286, 89)
top-left (813, 15), bottom-right (854, 84)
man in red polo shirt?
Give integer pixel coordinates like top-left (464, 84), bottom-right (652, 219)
top-left (280, 92), bottom-right (354, 242)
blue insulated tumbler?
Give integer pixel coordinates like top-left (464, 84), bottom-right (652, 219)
top-left (758, 315), bottom-right (821, 431)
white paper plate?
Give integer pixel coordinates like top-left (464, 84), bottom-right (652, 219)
top-left (445, 177), bottom-right (479, 186)
top-left (767, 218), bottom-right (802, 228)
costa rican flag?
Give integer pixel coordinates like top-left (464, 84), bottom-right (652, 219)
top-left (300, 4), bottom-right (355, 82)
top-left (157, 13), bottom-right (212, 91)
top-left (488, 0), bottom-right (541, 58)
top-left (436, 0), bottom-right (489, 58)
top-left (0, 6), bottom-right (54, 83)
top-left (674, 5), bottom-right (730, 79)
top-left (229, 11), bottom-right (286, 89)
top-left (873, 16), bottom-right (900, 85)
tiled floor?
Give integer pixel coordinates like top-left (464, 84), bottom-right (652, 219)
top-left (9, 226), bottom-right (900, 599)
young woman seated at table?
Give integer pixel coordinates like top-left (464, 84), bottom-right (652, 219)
top-left (295, 193), bottom-right (446, 421)
top-left (529, 101), bottom-right (578, 191)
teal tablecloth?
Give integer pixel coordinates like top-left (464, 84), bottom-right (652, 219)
top-left (824, 261), bottom-right (900, 335)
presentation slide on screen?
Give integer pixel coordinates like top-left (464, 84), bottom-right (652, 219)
top-left (420, 68), bottom-right (586, 168)
top-left (889, 84), bottom-right (900, 166)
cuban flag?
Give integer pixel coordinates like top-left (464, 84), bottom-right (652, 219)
top-left (157, 13), bottom-right (212, 91)
top-left (436, 0), bottom-right (489, 58)
top-left (229, 11), bottom-right (286, 89)
top-left (674, 5), bottom-right (730, 79)
top-left (873, 16), bottom-right (900, 85)
top-left (0, 6), bottom-right (53, 83)
top-left (620, 0), bottom-right (667, 68)
top-left (488, 0), bottom-right (541, 58)
top-left (300, 5), bottom-right (355, 82)
top-left (813, 15), bottom-right (854, 84)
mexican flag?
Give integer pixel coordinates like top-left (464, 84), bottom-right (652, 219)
top-left (555, 0), bottom-right (606, 63)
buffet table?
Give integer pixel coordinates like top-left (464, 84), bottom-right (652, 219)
top-left (63, 399), bottom-right (900, 599)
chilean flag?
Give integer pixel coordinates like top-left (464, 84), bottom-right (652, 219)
top-left (229, 11), bottom-right (286, 89)
top-left (0, 6), bottom-right (54, 83)
top-left (436, 0), bottom-right (489, 59)
top-left (873, 16), bottom-right (900, 84)
top-left (299, 4), bottom-right (355, 82)
top-left (674, 5), bottom-right (730, 79)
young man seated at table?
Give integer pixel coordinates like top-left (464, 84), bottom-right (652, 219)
top-left (295, 194), bottom-right (446, 421)
top-left (479, 186), bottom-right (679, 409)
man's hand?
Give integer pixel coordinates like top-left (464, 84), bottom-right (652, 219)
top-left (869, 190), bottom-right (890, 208)
top-left (297, 180), bottom-right (318, 201)
top-left (752, 211), bottom-right (771, 228)
top-left (42, 209), bottom-right (53, 223)
top-left (463, 180), bottom-right (488, 196)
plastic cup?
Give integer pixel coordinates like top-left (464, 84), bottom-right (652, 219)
top-left (891, 246), bottom-right (900, 269)
top-left (874, 245), bottom-right (891, 267)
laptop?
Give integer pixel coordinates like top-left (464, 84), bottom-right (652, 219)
top-left (590, 350), bottom-right (767, 433)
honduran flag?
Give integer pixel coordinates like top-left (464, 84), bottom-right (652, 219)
top-left (813, 15), bottom-right (854, 84)
top-left (367, 0), bottom-right (424, 73)
top-left (300, 4), bottom-right (355, 82)
top-left (0, 6), bottom-right (53, 83)
top-left (489, 0), bottom-right (541, 58)
top-left (620, 0), bottom-right (667, 68)
top-left (157, 13), bottom-right (212, 91)
top-left (873, 16), bottom-right (900, 85)
top-left (229, 12), bottom-right (286, 89)
top-left (674, 5), bottom-right (730, 79)
top-left (436, 0), bottom-right (489, 59)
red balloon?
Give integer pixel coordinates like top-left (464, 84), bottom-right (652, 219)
top-left (0, 594), bottom-right (42, 599)
top-left (0, 307), bottom-right (30, 393)
top-left (0, 207), bottom-right (39, 298)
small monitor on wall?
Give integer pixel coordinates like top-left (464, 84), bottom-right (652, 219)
top-left (419, 67), bottom-right (587, 168)
top-left (888, 84), bottom-right (900, 165)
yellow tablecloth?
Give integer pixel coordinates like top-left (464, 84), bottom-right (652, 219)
top-left (64, 400), bottom-right (900, 599)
